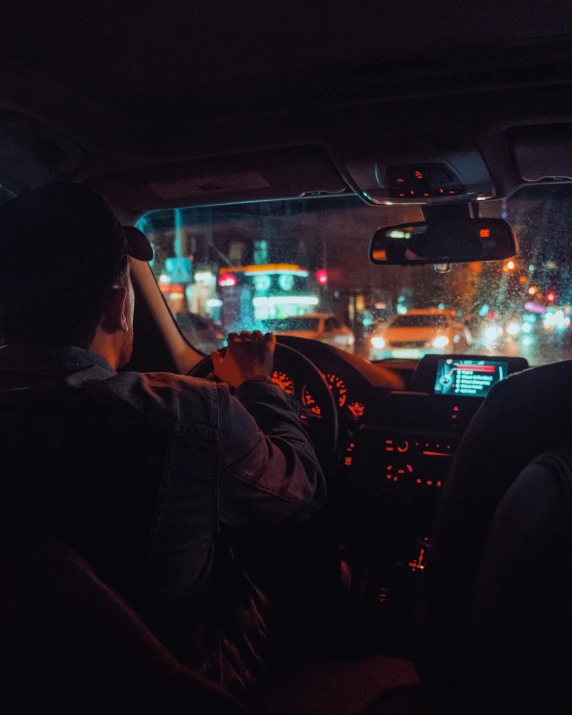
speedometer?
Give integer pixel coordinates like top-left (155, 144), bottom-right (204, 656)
top-left (323, 373), bottom-right (347, 408)
top-left (271, 370), bottom-right (295, 395)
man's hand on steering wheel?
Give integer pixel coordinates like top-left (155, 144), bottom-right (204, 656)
top-left (211, 330), bottom-right (276, 387)
top-left (192, 334), bottom-right (338, 459)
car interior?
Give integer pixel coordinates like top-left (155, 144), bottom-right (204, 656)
top-left (4, 2), bottom-right (572, 713)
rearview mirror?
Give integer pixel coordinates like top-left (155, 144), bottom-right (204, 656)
top-left (370, 218), bottom-right (516, 266)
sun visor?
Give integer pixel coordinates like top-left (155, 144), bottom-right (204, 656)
top-left (88, 148), bottom-right (348, 212)
top-left (511, 125), bottom-right (572, 181)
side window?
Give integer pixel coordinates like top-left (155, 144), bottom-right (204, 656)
top-left (324, 317), bottom-right (337, 332)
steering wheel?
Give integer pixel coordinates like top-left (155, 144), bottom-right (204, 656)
top-left (189, 340), bottom-right (339, 460)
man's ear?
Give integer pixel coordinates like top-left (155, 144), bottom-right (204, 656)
top-left (99, 287), bottom-right (128, 334)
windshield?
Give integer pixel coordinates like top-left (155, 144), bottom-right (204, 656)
top-left (390, 315), bottom-right (448, 328)
top-left (141, 185), bottom-right (572, 365)
top-left (261, 317), bottom-right (320, 332)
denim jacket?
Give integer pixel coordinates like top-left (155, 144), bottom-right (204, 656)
top-left (0, 345), bottom-right (325, 701)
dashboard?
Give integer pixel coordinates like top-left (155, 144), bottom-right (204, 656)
top-left (273, 337), bottom-right (529, 589)
top-left (273, 343), bottom-right (524, 506)
top-left (275, 337), bottom-right (527, 438)
top-left (274, 335), bottom-right (403, 429)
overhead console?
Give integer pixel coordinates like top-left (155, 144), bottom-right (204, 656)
top-left (343, 130), bottom-right (495, 205)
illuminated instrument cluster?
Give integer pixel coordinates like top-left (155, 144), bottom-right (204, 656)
top-left (271, 370), bottom-right (295, 395)
top-left (272, 368), bottom-right (365, 421)
top-left (347, 400), bottom-right (366, 420)
top-left (301, 386), bottom-right (322, 415)
top-left (324, 373), bottom-right (347, 408)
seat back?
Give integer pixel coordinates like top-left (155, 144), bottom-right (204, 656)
top-left (466, 450), bottom-right (572, 715)
top-left (0, 520), bottom-right (244, 714)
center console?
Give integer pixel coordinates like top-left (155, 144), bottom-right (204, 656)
top-left (339, 354), bottom-right (528, 597)
top-left (415, 354), bottom-right (528, 397)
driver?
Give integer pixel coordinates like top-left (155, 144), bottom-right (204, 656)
top-left (0, 183), bottom-right (325, 705)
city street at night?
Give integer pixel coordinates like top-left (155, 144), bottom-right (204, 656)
top-left (142, 186), bottom-right (572, 372)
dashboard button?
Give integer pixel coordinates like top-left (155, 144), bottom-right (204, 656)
top-left (410, 168), bottom-right (430, 187)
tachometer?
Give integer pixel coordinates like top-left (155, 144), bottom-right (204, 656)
top-left (271, 370), bottom-right (295, 395)
top-left (323, 373), bottom-right (347, 408)
top-left (301, 387), bottom-right (322, 415)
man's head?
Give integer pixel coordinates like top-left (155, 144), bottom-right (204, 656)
top-left (0, 182), bottom-right (153, 368)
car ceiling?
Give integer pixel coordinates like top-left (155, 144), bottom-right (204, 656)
top-left (3, 1), bottom-right (571, 98)
top-left (2, 1), bottom-right (572, 212)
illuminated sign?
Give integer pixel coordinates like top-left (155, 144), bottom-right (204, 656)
top-left (253, 296), bottom-right (319, 307)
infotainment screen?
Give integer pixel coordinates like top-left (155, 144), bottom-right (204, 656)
top-left (434, 358), bottom-right (509, 397)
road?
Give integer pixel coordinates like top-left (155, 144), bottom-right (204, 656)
top-left (357, 334), bottom-right (572, 367)
top-left (468, 336), bottom-right (572, 367)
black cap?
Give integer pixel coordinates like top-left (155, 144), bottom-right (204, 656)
top-left (0, 182), bottom-right (153, 280)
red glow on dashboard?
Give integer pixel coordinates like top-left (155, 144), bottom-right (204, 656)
top-left (324, 373), bottom-right (347, 407)
top-left (271, 370), bottom-right (294, 395)
top-left (409, 547), bottom-right (426, 571)
top-left (348, 401), bottom-right (365, 420)
top-left (302, 387), bottom-right (321, 416)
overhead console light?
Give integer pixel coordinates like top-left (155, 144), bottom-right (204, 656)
top-left (386, 163), bottom-right (466, 199)
top-left (343, 131), bottom-right (495, 206)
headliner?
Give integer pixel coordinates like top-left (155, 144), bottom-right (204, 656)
top-left (2, 1), bottom-right (572, 206)
top-left (2, 0), bottom-right (572, 103)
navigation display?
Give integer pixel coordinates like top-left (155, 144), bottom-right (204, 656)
top-left (434, 358), bottom-right (509, 397)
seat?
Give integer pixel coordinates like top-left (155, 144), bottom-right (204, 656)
top-left (254, 657), bottom-right (426, 715)
top-left (465, 450), bottom-right (572, 715)
top-left (0, 519), bottom-right (426, 714)
top-left (0, 520), bottom-right (245, 714)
